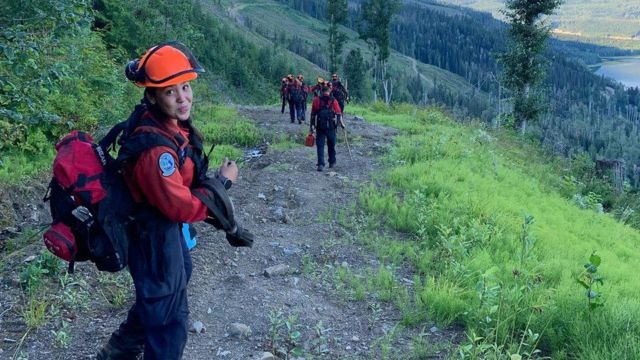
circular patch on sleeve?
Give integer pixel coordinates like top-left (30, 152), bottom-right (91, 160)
top-left (158, 152), bottom-right (176, 177)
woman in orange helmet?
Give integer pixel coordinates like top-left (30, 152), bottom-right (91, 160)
top-left (97, 42), bottom-right (252, 360)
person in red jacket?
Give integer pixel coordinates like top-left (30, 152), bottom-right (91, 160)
top-left (310, 85), bottom-right (345, 171)
top-left (309, 76), bottom-right (325, 98)
top-left (97, 42), bottom-right (252, 360)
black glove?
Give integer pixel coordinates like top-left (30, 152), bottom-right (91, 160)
top-left (226, 226), bottom-right (254, 247)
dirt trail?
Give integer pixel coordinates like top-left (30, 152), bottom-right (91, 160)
top-left (0, 106), bottom-right (459, 359)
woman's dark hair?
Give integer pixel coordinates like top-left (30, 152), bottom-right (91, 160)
top-left (143, 88), bottom-right (204, 142)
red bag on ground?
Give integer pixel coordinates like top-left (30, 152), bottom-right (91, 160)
top-left (305, 133), bottom-right (315, 147)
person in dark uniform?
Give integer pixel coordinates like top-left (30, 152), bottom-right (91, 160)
top-left (297, 74), bottom-right (309, 122)
top-left (310, 85), bottom-right (344, 172)
top-left (331, 73), bottom-right (349, 113)
top-left (97, 42), bottom-right (252, 360)
top-left (280, 77), bottom-right (287, 114)
top-left (284, 74), bottom-right (298, 123)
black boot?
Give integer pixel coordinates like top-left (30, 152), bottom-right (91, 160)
top-left (96, 336), bottom-right (143, 360)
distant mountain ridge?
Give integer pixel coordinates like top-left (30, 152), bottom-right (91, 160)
top-left (437, 0), bottom-right (640, 50)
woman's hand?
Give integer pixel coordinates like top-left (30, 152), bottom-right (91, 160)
top-left (219, 157), bottom-right (238, 183)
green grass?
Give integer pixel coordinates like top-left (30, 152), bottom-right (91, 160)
top-left (348, 104), bottom-right (640, 359)
top-left (0, 149), bottom-right (54, 185)
top-left (194, 104), bottom-right (262, 148)
top-left (193, 104), bottom-right (261, 169)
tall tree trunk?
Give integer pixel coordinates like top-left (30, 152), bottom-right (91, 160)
top-left (381, 61), bottom-right (392, 104)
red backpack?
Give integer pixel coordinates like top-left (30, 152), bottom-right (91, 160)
top-left (43, 130), bottom-right (131, 273)
top-left (43, 104), bottom-right (211, 273)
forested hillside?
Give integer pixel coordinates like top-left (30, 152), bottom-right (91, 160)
top-left (236, 0), bottom-right (490, 116)
top-left (276, 0), bottom-right (640, 185)
top-left (389, 2), bottom-right (640, 178)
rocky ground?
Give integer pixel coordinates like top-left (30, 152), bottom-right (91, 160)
top-left (0, 106), bottom-right (460, 359)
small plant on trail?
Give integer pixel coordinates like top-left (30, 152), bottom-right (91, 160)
top-left (308, 320), bottom-right (330, 356)
top-left (368, 300), bottom-right (383, 326)
top-left (267, 309), bottom-right (304, 358)
top-left (371, 323), bottom-right (401, 359)
top-left (51, 320), bottom-right (72, 348)
top-left (20, 251), bottom-right (61, 294)
top-left (21, 297), bottom-right (49, 328)
top-left (97, 272), bottom-right (133, 308)
top-left (576, 251), bottom-right (605, 310)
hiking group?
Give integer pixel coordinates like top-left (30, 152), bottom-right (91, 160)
top-left (280, 73), bottom-right (350, 171)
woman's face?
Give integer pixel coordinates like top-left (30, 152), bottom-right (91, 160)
top-left (149, 81), bottom-right (193, 121)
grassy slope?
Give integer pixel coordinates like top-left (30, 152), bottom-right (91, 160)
top-left (347, 104), bottom-right (640, 358)
top-left (437, 0), bottom-right (640, 50)
top-left (220, 0), bottom-right (485, 102)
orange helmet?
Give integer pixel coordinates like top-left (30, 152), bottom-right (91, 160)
top-left (125, 42), bottom-right (204, 87)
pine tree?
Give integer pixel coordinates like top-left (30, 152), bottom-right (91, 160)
top-left (327, 0), bottom-right (347, 75)
top-left (499, 0), bottom-right (563, 134)
top-left (358, 0), bottom-right (400, 104)
top-left (343, 48), bottom-right (366, 101)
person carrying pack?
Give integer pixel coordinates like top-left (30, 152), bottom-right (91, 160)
top-left (310, 76), bottom-right (325, 98)
top-left (310, 85), bottom-right (345, 172)
top-left (85, 41), bottom-right (254, 360)
top-left (297, 74), bottom-right (308, 122)
top-left (285, 75), bottom-right (304, 123)
top-left (331, 73), bottom-right (349, 113)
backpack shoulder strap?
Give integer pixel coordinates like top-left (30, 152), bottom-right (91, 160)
top-left (117, 130), bottom-right (183, 168)
top-left (98, 121), bottom-right (128, 152)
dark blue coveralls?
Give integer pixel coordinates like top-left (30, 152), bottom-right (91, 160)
top-left (311, 95), bottom-right (342, 168)
top-left (105, 112), bottom-right (209, 360)
top-left (108, 210), bottom-right (192, 359)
